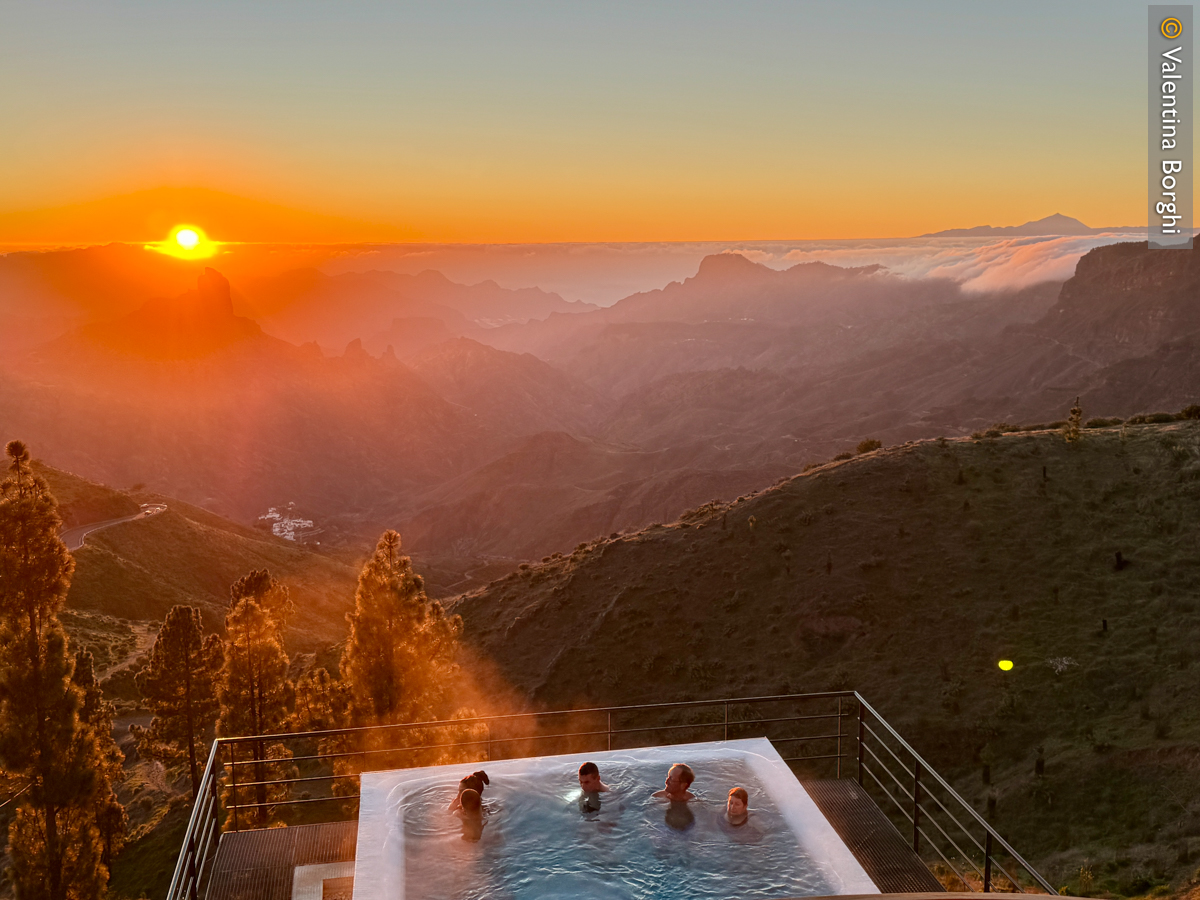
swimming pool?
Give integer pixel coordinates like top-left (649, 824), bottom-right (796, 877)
top-left (352, 738), bottom-right (878, 900)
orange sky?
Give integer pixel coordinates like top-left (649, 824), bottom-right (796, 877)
top-left (0, 3), bottom-right (1159, 243)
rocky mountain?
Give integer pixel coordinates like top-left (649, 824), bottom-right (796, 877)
top-left (2, 270), bottom-right (504, 535)
top-left (406, 338), bottom-right (611, 436)
top-left (399, 430), bottom-right (792, 559)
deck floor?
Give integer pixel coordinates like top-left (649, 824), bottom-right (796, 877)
top-left (205, 821), bottom-right (357, 900)
top-left (802, 779), bottom-right (946, 893)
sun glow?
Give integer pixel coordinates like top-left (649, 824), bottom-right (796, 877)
top-left (146, 224), bottom-right (218, 259)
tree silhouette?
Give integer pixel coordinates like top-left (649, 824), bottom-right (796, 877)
top-left (341, 531), bottom-right (462, 728)
top-left (134, 606), bottom-right (221, 799)
top-left (0, 441), bottom-right (115, 900)
top-left (72, 650), bottom-right (127, 873)
top-left (217, 571), bottom-right (294, 825)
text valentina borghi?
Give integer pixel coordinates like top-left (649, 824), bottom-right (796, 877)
top-left (1159, 46), bottom-right (1185, 234)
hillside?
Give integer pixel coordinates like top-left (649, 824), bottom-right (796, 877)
top-left (30, 462), bottom-right (360, 655)
top-left (452, 420), bottom-right (1200, 896)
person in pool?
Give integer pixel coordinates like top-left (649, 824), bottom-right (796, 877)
top-left (726, 787), bottom-right (749, 826)
top-left (448, 770), bottom-right (489, 811)
top-left (652, 763), bottom-right (695, 802)
top-left (457, 788), bottom-right (485, 842)
top-left (577, 761), bottom-right (610, 813)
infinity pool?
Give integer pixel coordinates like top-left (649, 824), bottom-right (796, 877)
top-left (352, 738), bottom-right (878, 900)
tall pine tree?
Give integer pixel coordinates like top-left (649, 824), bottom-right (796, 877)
top-left (134, 606), bottom-right (221, 799)
top-left (72, 651), bottom-right (127, 874)
top-left (341, 531), bottom-right (462, 728)
top-left (0, 441), bottom-right (115, 900)
top-left (218, 571), bottom-right (294, 825)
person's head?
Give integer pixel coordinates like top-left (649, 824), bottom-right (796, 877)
top-left (459, 788), bottom-right (482, 816)
top-left (578, 761), bottom-right (603, 793)
top-left (459, 770), bottom-right (489, 797)
top-left (665, 763), bottom-right (695, 794)
top-left (727, 787), bottom-right (749, 823)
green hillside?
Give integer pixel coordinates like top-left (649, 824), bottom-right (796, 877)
top-left (452, 420), bottom-right (1200, 897)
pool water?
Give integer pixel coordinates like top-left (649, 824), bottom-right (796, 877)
top-left (354, 740), bottom-right (877, 900)
top-left (399, 758), bottom-right (834, 898)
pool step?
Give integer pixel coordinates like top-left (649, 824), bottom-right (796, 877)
top-left (801, 779), bottom-right (946, 893)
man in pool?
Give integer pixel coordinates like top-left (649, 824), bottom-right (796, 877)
top-left (578, 761), bottom-right (610, 793)
top-left (726, 787), bottom-right (749, 826)
top-left (652, 763), bottom-right (695, 802)
top-left (577, 761), bottom-right (610, 813)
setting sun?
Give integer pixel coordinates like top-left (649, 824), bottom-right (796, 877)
top-left (146, 224), bottom-right (218, 260)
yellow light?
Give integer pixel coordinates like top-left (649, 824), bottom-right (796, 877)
top-left (147, 224), bottom-right (218, 260)
top-left (998, 660), bottom-right (1014, 671)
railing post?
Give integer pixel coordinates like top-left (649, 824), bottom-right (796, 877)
top-left (185, 827), bottom-right (197, 900)
top-left (912, 761), bottom-right (922, 853)
top-left (857, 701), bottom-right (865, 787)
top-left (210, 757), bottom-right (222, 843)
top-left (835, 697), bottom-right (843, 779)
top-left (723, 701), bottom-right (729, 742)
top-left (984, 831), bottom-right (993, 892)
top-left (229, 742), bottom-right (239, 833)
top-left (606, 711), bottom-right (612, 751)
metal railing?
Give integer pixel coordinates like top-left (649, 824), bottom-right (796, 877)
top-left (166, 691), bottom-right (1055, 900)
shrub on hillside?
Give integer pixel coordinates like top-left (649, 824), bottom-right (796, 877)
top-left (1128, 412), bottom-right (1177, 424)
top-left (856, 438), bottom-right (882, 454)
top-left (1022, 421), bottom-right (1066, 431)
top-left (1180, 404), bottom-right (1200, 420)
top-left (1086, 417), bottom-right (1123, 428)
top-left (832, 451), bottom-right (854, 461)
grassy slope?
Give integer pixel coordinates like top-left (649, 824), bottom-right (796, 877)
top-left (452, 422), bottom-right (1200, 897)
top-left (68, 495), bottom-right (357, 650)
top-left (33, 460), bottom-right (358, 650)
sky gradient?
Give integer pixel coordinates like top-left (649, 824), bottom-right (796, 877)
top-left (0, 1), bottom-right (1180, 242)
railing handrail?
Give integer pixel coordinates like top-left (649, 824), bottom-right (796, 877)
top-left (165, 737), bottom-right (222, 900)
top-left (212, 689), bottom-right (859, 747)
top-left (854, 694), bottom-right (1057, 894)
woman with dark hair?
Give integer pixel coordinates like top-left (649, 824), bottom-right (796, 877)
top-left (447, 770), bottom-right (490, 811)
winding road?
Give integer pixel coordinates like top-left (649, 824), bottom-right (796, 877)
top-left (60, 503), bottom-right (167, 552)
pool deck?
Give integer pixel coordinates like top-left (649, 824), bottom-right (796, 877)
top-left (801, 780), bottom-right (945, 893)
top-left (205, 821), bottom-right (357, 900)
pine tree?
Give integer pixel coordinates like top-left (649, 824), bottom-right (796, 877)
top-left (1064, 396), bottom-right (1083, 443)
top-left (133, 606), bottom-right (221, 799)
top-left (217, 571), bottom-right (294, 825)
top-left (341, 531), bottom-right (462, 729)
top-left (292, 668), bottom-right (348, 732)
top-left (72, 651), bottom-right (127, 873)
top-left (0, 441), bottom-right (114, 900)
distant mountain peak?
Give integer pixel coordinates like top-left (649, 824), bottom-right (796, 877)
top-left (62, 268), bottom-right (263, 359)
top-left (923, 213), bottom-right (1110, 238)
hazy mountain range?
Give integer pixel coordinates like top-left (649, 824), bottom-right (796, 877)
top-left (1, 240), bottom-right (1198, 562)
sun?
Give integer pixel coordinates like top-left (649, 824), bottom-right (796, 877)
top-left (146, 224), bottom-right (218, 259)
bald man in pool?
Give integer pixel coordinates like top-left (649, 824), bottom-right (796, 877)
top-left (652, 763), bottom-right (695, 802)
